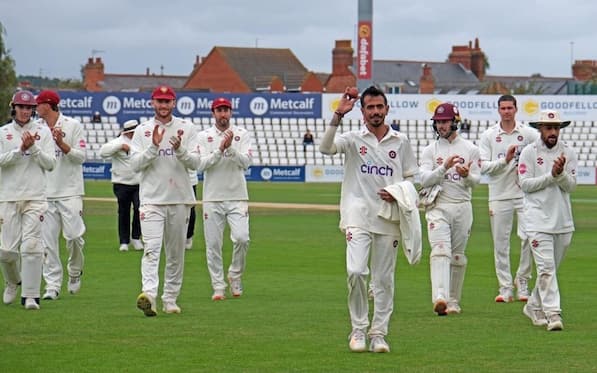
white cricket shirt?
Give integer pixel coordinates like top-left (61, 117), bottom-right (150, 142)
top-left (518, 138), bottom-right (576, 234)
top-left (479, 122), bottom-right (538, 201)
top-left (197, 125), bottom-right (252, 202)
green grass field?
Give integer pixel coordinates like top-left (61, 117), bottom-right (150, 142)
top-left (1, 181), bottom-right (596, 372)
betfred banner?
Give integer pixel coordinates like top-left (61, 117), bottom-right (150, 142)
top-left (357, 21), bottom-right (373, 80)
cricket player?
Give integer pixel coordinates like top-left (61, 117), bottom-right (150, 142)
top-left (420, 102), bottom-right (480, 316)
top-left (131, 85), bottom-right (201, 316)
top-left (479, 95), bottom-right (538, 303)
top-left (100, 119), bottom-right (143, 252)
top-left (0, 90), bottom-right (56, 310)
top-left (519, 109), bottom-right (576, 331)
top-left (320, 86), bottom-right (419, 353)
top-left (36, 90), bottom-right (87, 300)
top-left (196, 97), bottom-right (252, 301)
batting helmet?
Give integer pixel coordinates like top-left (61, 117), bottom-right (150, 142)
top-left (431, 103), bottom-right (460, 122)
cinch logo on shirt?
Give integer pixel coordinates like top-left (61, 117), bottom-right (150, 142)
top-left (360, 162), bottom-right (393, 176)
top-left (158, 147), bottom-right (175, 157)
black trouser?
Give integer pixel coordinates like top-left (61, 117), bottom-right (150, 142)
top-left (187, 184), bottom-right (197, 239)
top-left (113, 183), bottom-right (141, 244)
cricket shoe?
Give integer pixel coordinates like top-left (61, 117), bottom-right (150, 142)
top-left (3, 282), bottom-right (19, 304)
top-left (162, 301), bottom-right (181, 314)
top-left (348, 329), bottom-right (367, 352)
top-left (42, 289), bottom-right (59, 300)
top-left (446, 302), bottom-right (461, 315)
top-left (434, 299), bottom-right (448, 316)
top-left (131, 239), bottom-right (144, 251)
top-left (228, 277), bottom-right (243, 297)
top-left (515, 277), bottom-right (529, 302)
top-left (495, 289), bottom-right (513, 303)
top-left (369, 336), bottom-right (390, 353)
top-left (546, 314), bottom-right (564, 331)
top-left (119, 244), bottom-right (129, 252)
top-left (68, 276), bottom-right (81, 294)
top-left (136, 292), bottom-right (157, 317)
top-left (212, 289), bottom-right (226, 301)
top-left (522, 304), bottom-right (548, 326)
top-left (24, 297), bottom-right (40, 310)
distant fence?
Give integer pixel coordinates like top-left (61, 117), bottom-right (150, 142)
top-left (84, 163), bottom-right (597, 185)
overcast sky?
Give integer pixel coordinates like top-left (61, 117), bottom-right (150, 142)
top-left (1, 0), bottom-right (594, 80)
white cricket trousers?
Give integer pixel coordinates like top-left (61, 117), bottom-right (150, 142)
top-left (426, 202), bottom-right (472, 304)
top-left (489, 198), bottom-right (532, 293)
top-left (139, 204), bottom-right (190, 303)
top-left (526, 231), bottom-right (572, 317)
top-left (345, 227), bottom-right (399, 338)
top-left (42, 197), bottom-right (86, 292)
top-left (203, 201), bottom-right (250, 291)
top-left (0, 201), bottom-right (47, 299)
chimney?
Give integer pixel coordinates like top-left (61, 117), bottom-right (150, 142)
top-left (419, 64), bottom-right (435, 94)
top-left (146, 67), bottom-right (150, 76)
top-left (448, 38), bottom-right (486, 80)
top-left (469, 37), bottom-right (486, 81)
top-left (572, 60), bottom-right (597, 81)
top-left (83, 56), bottom-right (105, 92)
top-left (332, 40), bottom-right (354, 76)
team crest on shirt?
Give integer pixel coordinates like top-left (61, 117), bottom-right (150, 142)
top-left (6, 133), bottom-right (12, 140)
top-left (359, 146), bottom-right (367, 155)
top-left (537, 157), bottom-right (544, 165)
top-left (531, 240), bottom-right (539, 248)
top-left (140, 212), bottom-right (145, 221)
top-left (346, 231), bottom-right (353, 241)
top-left (458, 157), bottom-right (465, 164)
top-left (388, 150), bottom-right (396, 159)
top-left (79, 139), bottom-right (87, 148)
top-left (495, 136), bottom-right (502, 143)
top-left (436, 157), bottom-right (443, 165)
top-left (207, 136), bottom-right (213, 143)
top-left (204, 212), bottom-right (209, 220)
top-left (39, 215), bottom-right (44, 222)
top-left (428, 222), bottom-right (435, 230)
top-left (234, 136), bottom-right (240, 141)
top-left (393, 240), bottom-right (398, 248)
top-left (517, 135), bottom-right (524, 142)
top-left (144, 130), bottom-right (151, 137)
top-left (35, 134), bottom-right (41, 140)
top-left (177, 129), bottom-right (184, 137)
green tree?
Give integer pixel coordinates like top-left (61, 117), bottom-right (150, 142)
top-left (0, 22), bottom-right (17, 123)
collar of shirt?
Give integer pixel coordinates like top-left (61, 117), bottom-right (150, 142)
top-left (497, 121), bottom-right (523, 135)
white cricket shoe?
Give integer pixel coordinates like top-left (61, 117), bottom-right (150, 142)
top-left (185, 238), bottom-right (193, 250)
top-left (495, 289), bottom-right (513, 303)
top-left (131, 239), bottom-right (144, 251)
top-left (446, 302), bottom-right (461, 315)
top-left (515, 277), bottom-right (529, 302)
top-left (348, 329), bottom-right (367, 352)
top-left (546, 314), bottom-right (563, 331)
top-left (369, 336), bottom-right (390, 353)
top-left (522, 304), bottom-right (548, 326)
top-left (42, 289), bottom-right (59, 300)
top-left (136, 292), bottom-right (157, 317)
top-left (211, 289), bottom-right (226, 301)
top-left (229, 277), bottom-right (243, 297)
top-left (3, 282), bottom-right (19, 304)
top-left (68, 276), bottom-right (81, 294)
top-left (24, 298), bottom-right (40, 310)
top-left (119, 244), bottom-right (129, 252)
top-left (162, 301), bottom-right (181, 314)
